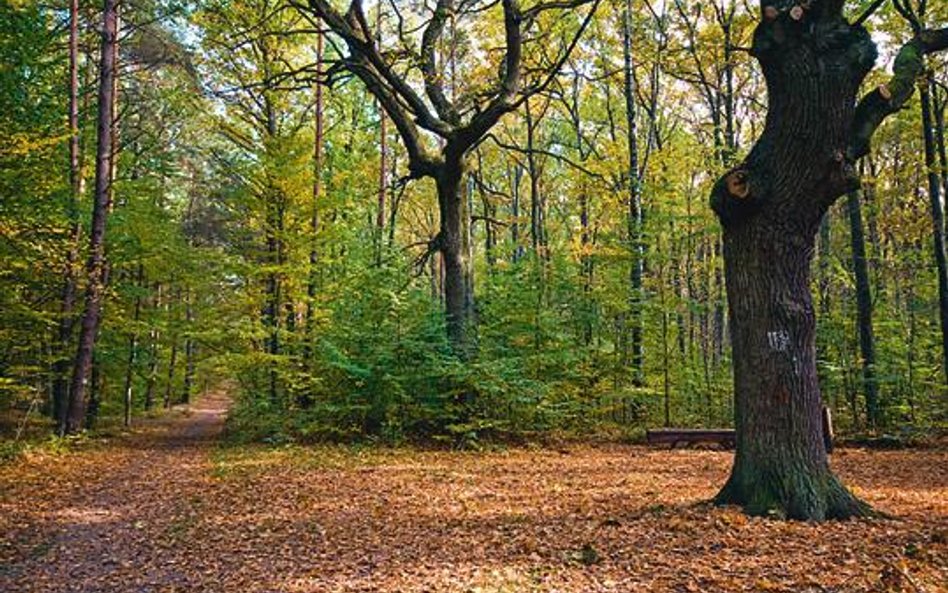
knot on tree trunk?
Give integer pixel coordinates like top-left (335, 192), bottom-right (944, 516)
top-left (710, 168), bottom-right (765, 225)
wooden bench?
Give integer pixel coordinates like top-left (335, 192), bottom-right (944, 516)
top-left (646, 428), bottom-right (736, 449)
top-left (647, 408), bottom-right (834, 452)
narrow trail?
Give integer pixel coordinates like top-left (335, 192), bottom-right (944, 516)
top-left (1, 392), bottom-right (231, 592)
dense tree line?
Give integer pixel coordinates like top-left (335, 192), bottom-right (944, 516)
top-left (1, 0), bottom-right (946, 515)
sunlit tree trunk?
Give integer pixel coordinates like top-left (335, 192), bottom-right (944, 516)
top-left (123, 264), bottom-right (144, 427)
top-left (182, 287), bottom-right (195, 405)
top-left (63, 0), bottom-right (119, 434)
top-left (144, 282), bottom-right (161, 411)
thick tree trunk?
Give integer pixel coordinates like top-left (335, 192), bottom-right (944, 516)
top-left (710, 7), bottom-right (881, 519)
top-left (436, 157), bottom-right (474, 356)
top-left (714, 220), bottom-right (867, 519)
top-left (847, 189), bottom-right (880, 427)
top-left (62, 0), bottom-right (119, 435)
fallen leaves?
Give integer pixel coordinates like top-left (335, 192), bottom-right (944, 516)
top-left (1, 398), bottom-right (946, 592)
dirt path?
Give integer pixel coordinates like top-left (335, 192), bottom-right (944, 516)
top-left (0, 392), bottom-right (230, 592)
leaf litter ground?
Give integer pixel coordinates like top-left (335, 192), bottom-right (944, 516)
top-left (1, 394), bottom-right (945, 592)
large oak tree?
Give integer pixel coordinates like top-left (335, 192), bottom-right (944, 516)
top-left (711, 0), bottom-right (947, 519)
top-left (301, 0), bottom-right (600, 355)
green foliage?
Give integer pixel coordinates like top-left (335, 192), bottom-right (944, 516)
top-left (1, 0), bottom-right (946, 446)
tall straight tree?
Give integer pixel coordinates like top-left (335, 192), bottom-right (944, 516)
top-left (710, 0), bottom-right (948, 519)
top-left (920, 71), bottom-right (948, 385)
top-left (623, 0), bottom-right (644, 386)
top-left (304, 24), bottom-right (324, 378)
top-left (62, 0), bottom-right (119, 435)
top-left (53, 0), bottom-right (85, 425)
top-left (847, 183), bottom-right (879, 427)
top-left (303, 0), bottom-right (600, 355)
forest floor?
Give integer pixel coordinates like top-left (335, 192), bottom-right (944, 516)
top-left (1, 395), bottom-right (946, 593)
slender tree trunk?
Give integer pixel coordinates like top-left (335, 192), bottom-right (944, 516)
top-left (375, 4), bottom-right (386, 265)
top-left (525, 100), bottom-right (543, 255)
top-left (144, 283), bottom-right (161, 411)
top-left (86, 353), bottom-right (102, 429)
top-left (623, 2), bottom-right (644, 387)
top-left (53, 0), bottom-right (85, 426)
top-left (934, 84), bottom-right (948, 216)
top-left (510, 164), bottom-right (524, 263)
top-left (62, 0), bottom-right (119, 435)
top-left (580, 189), bottom-right (593, 346)
top-left (847, 188), bottom-right (880, 427)
top-left (302, 29), bottom-right (324, 407)
top-left (164, 337), bottom-right (177, 409)
top-left (123, 264), bottom-right (144, 427)
top-left (182, 288), bottom-right (194, 405)
top-left (921, 76), bottom-right (948, 385)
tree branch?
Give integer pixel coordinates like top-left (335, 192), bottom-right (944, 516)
top-left (849, 27), bottom-right (948, 161)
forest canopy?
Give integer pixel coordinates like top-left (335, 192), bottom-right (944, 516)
top-left (1, 0), bottom-right (946, 461)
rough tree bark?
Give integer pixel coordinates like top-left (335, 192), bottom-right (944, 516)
top-left (62, 0), bottom-right (119, 435)
top-left (711, 1), bottom-right (947, 520)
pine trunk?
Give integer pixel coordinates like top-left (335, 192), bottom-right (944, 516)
top-left (63, 0), bottom-right (119, 435)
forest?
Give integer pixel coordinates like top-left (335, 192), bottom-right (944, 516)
top-left (1, 0), bottom-right (947, 591)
